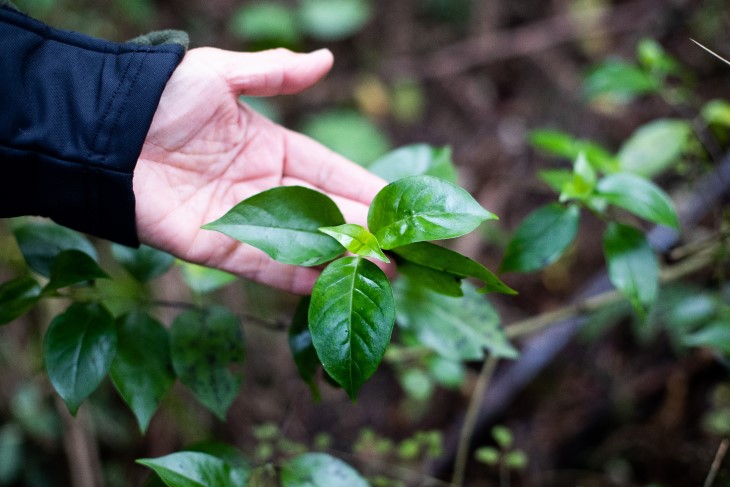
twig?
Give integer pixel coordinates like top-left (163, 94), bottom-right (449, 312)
top-left (452, 356), bottom-right (499, 486)
top-left (704, 438), bottom-right (729, 487)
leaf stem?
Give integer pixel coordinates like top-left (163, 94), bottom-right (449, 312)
top-left (704, 438), bottom-right (729, 487)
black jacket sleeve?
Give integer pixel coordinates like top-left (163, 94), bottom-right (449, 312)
top-left (0, 6), bottom-right (185, 246)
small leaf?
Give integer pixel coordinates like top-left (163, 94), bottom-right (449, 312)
top-left (596, 173), bottom-right (679, 228)
top-left (44, 250), bottom-right (109, 292)
top-left (280, 453), bottom-right (368, 487)
top-left (500, 204), bottom-right (580, 273)
top-left (298, 0), bottom-right (372, 41)
top-left (702, 99), bottom-right (730, 127)
top-left (110, 312), bottom-right (175, 433)
top-left (178, 262), bottom-right (236, 295)
top-left (202, 186), bottom-right (345, 266)
top-left (44, 303), bottom-right (117, 415)
top-left (636, 38), bottom-right (683, 77)
top-left (681, 322), bottom-right (730, 354)
top-left (288, 297), bottom-right (321, 398)
top-left (603, 222), bottom-right (659, 318)
top-left (617, 119), bottom-right (691, 178)
top-left (583, 60), bottom-right (659, 103)
top-left (111, 244), bottom-right (175, 283)
top-left (474, 447), bottom-right (500, 466)
top-left (319, 224), bottom-right (390, 263)
top-left (308, 257), bottom-right (395, 399)
top-left (528, 130), bottom-right (616, 172)
top-left (492, 425), bottom-right (513, 449)
top-left (368, 175), bottom-right (496, 249)
top-left (14, 222), bottom-right (97, 277)
top-left (170, 307), bottom-right (245, 420)
top-left (538, 169), bottom-right (574, 193)
top-left (137, 451), bottom-right (249, 487)
top-left (367, 144), bottom-right (458, 183)
top-left (505, 450), bottom-right (528, 470)
top-left (427, 356), bottom-right (465, 389)
top-left (230, 3), bottom-right (300, 45)
top-left (0, 276), bottom-right (41, 325)
top-left (392, 242), bottom-right (515, 294)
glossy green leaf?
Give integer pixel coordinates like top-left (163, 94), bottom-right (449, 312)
top-left (500, 204), bottom-right (580, 273)
top-left (184, 442), bottom-right (251, 473)
top-left (309, 257), bottom-right (395, 399)
top-left (528, 130), bottom-right (617, 172)
top-left (110, 312), bottom-right (174, 433)
top-left (603, 222), bottom-right (659, 318)
top-left (367, 144), bottom-right (457, 183)
top-left (368, 175), bottom-right (496, 249)
top-left (397, 261), bottom-right (463, 297)
top-left (170, 307), bottom-right (245, 420)
top-left (202, 186), bottom-right (345, 267)
top-left (393, 278), bottom-right (517, 361)
top-left (178, 262), bottom-right (236, 295)
top-left (288, 297), bottom-right (320, 398)
top-left (392, 242), bottom-right (515, 294)
top-left (617, 119), bottom-right (691, 177)
top-left (137, 451), bottom-right (249, 487)
top-left (583, 60), bottom-right (659, 103)
top-left (44, 303), bottom-right (117, 415)
top-left (319, 224), bottom-right (389, 263)
top-left (111, 244), bottom-right (175, 283)
top-left (596, 173), bottom-right (679, 228)
top-left (14, 222), bottom-right (97, 277)
top-left (280, 453), bottom-right (368, 487)
top-left (298, 0), bottom-right (372, 41)
top-left (230, 3), bottom-right (300, 45)
top-left (44, 250), bottom-right (109, 292)
top-left (0, 276), bottom-right (41, 325)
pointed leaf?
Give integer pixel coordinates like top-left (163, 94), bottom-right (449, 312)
top-left (617, 119), bottom-right (691, 178)
top-left (368, 175), bottom-right (496, 249)
top-left (308, 257), bottom-right (395, 398)
top-left (538, 169), bottom-right (573, 193)
top-left (500, 203), bottom-right (580, 273)
top-left (178, 262), bottom-right (237, 295)
top-left (529, 130), bottom-right (617, 172)
top-left (281, 453), bottom-right (368, 487)
top-left (43, 303), bottom-right (117, 415)
top-left (392, 242), bottom-right (515, 294)
top-left (137, 451), bottom-right (249, 487)
top-left (603, 222), bottom-right (659, 318)
top-left (583, 60), bottom-right (659, 103)
top-left (170, 306), bottom-right (245, 420)
top-left (14, 222), bottom-right (97, 277)
top-left (367, 144), bottom-right (457, 183)
top-left (596, 173), bottom-right (679, 228)
top-left (0, 276), bottom-right (41, 325)
top-left (44, 250), bottom-right (109, 292)
top-left (185, 442), bottom-right (251, 473)
top-left (110, 312), bottom-right (175, 433)
top-left (319, 224), bottom-right (389, 263)
top-left (397, 261), bottom-right (463, 297)
top-left (288, 297), bottom-right (321, 398)
top-left (111, 244), bottom-right (175, 283)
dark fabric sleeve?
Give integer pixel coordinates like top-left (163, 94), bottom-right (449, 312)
top-left (0, 6), bottom-right (185, 246)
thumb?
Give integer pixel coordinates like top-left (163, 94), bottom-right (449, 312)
top-left (216, 48), bottom-right (334, 96)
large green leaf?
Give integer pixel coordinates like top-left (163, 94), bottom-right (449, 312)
top-left (319, 224), bottom-right (390, 263)
top-left (396, 261), bottom-right (463, 297)
top-left (298, 0), bottom-right (372, 41)
top-left (583, 60), bottom-right (659, 103)
top-left (288, 297), bottom-right (321, 398)
top-left (367, 144), bottom-right (458, 183)
top-left (137, 451), bottom-right (249, 487)
top-left (391, 242), bottom-right (515, 294)
top-left (603, 222), bottom-right (659, 318)
top-left (14, 222), bottom-right (97, 277)
top-left (202, 186), bottom-right (345, 266)
top-left (393, 278), bottom-right (517, 361)
top-left (617, 119), bottom-right (691, 178)
top-left (110, 312), bottom-right (175, 433)
top-left (368, 175), bottom-right (496, 249)
top-left (170, 307), bottom-right (245, 420)
top-left (0, 276), bottom-right (41, 325)
top-left (596, 173), bottom-right (679, 228)
top-left (111, 244), bottom-right (175, 283)
top-left (280, 453), bottom-right (368, 487)
top-left (178, 261), bottom-right (237, 295)
top-left (43, 303), bottom-right (117, 415)
top-left (308, 257), bottom-right (395, 399)
top-left (500, 203), bottom-right (580, 273)
top-left (44, 250), bottom-right (109, 292)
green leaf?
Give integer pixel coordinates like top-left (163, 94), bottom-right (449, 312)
top-left (583, 60), bottom-right (659, 103)
top-left (308, 257), bottom-right (395, 399)
top-left (603, 222), bottom-right (659, 318)
top-left (528, 130), bottom-right (617, 172)
top-left (392, 242), bottom-right (515, 294)
top-left (0, 276), bottom-right (41, 325)
top-left (43, 303), bottom-right (117, 415)
top-left (596, 173), bottom-right (679, 228)
top-left (44, 250), bottom-right (109, 292)
top-left (393, 278), bottom-right (517, 361)
top-left (397, 261), bottom-right (463, 297)
top-left (111, 244), bottom-right (175, 283)
top-left (319, 224), bottom-right (389, 263)
top-left (500, 204), bottom-right (580, 273)
top-left (559, 152), bottom-right (597, 202)
top-left (367, 144), bottom-right (458, 183)
top-left (702, 99), bottom-right (730, 127)
top-left (492, 425), bottom-right (513, 449)
top-left (636, 38), bottom-right (683, 77)
top-left (427, 356), bottom-right (465, 388)
top-left (474, 447), bottom-right (500, 466)
top-left (14, 222), bottom-right (97, 277)
top-left (110, 312), bottom-right (174, 433)
top-left (170, 307), bottom-right (245, 420)
top-left (538, 169), bottom-right (573, 193)
top-left (178, 262), bottom-right (237, 295)
top-left (617, 119), bottom-right (691, 178)
top-left (280, 453), bottom-right (368, 487)
top-left (184, 442), bottom-right (251, 473)
top-left (681, 322), bottom-right (730, 354)
top-left (230, 3), bottom-right (300, 45)
top-left (137, 451), bottom-right (249, 487)
top-left (288, 297), bottom-right (321, 398)
top-left (202, 186), bottom-right (345, 267)
top-left (298, 0), bottom-right (372, 41)
top-left (368, 175), bottom-right (496, 249)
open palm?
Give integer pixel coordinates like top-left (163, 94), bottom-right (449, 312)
top-left (134, 47), bottom-right (386, 294)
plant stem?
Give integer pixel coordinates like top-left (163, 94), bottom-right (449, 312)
top-left (704, 438), bottom-right (729, 487)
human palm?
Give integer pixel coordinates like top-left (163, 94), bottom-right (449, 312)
top-left (134, 47), bottom-right (386, 294)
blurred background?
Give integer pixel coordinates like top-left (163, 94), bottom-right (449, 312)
top-left (2, 0), bottom-right (730, 486)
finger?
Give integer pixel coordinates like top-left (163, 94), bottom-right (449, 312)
top-left (213, 48), bottom-right (334, 96)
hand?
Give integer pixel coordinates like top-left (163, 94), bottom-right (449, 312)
top-left (134, 47), bottom-right (387, 294)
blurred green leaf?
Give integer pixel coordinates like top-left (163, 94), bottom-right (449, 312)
top-left (399, 368), bottom-right (434, 402)
top-left (617, 119), bottom-right (691, 178)
top-left (596, 173), bottom-right (679, 228)
top-left (702, 99), bottom-right (730, 127)
top-left (298, 0), bottom-right (372, 41)
top-left (280, 453), bottom-right (368, 487)
top-left (14, 222), bottom-right (97, 277)
top-left (427, 355), bottom-right (465, 389)
top-left (138, 451), bottom-right (249, 487)
top-left (505, 450), bottom-right (528, 470)
top-left (44, 250), bottom-right (109, 292)
top-left (319, 224), bottom-right (390, 263)
top-left (583, 60), bottom-right (659, 103)
top-left (560, 152), bottom-right (597, 202)
top-left (367, 144), bottom-right (457, 183)
top-left (538, 169), bottom-right (574, 193)
top-left (288, 297), bottom-right (320, 398)
top-left (636, 38), bottom-right (683, 77)
top-left (178, 262), bottom-right (237, 295)
top-left (529, 130), bottom-right (616, 172)
top-left (0, 276), bottom-right (41, 325)
top-left (111, 244), bottom-right (174, 283)
top-left (230, 3), bottom-right (300, 45)
top-left (0, 424), bottom-right (22, 484)
top-left (474, 447), bottom-right (500, 466)
top-left (681, 322), bottom-right (730, 354)
top-left (492, 425), bottom-right (513, 449)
